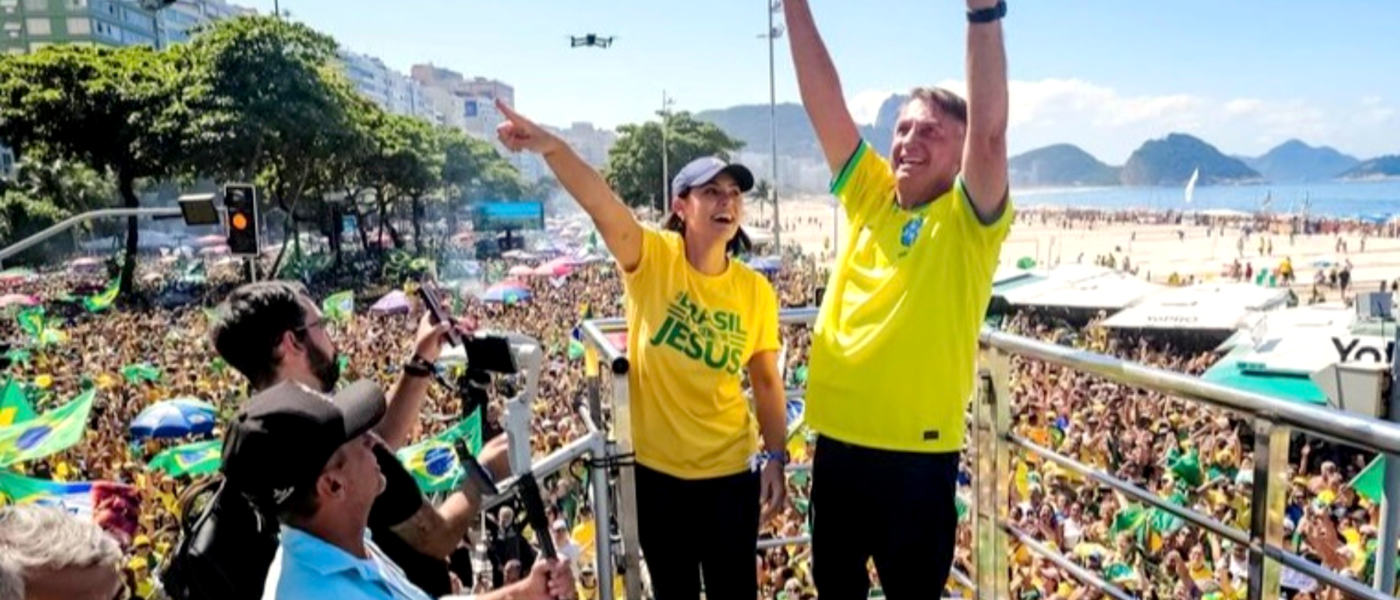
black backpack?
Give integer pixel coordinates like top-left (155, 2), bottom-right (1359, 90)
top-left (160, 477), bottom-right (281, 600)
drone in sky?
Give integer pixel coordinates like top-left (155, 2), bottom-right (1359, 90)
top-left (570, 34), bottom-right (616, 49)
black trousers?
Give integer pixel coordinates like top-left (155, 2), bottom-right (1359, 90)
top-left (810, 436), bottom-right (960, 599)
top-left (635, 464), bottom-right (760, 600)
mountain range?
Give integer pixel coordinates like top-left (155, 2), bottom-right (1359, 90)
top-left (694, 95), bottom-right (1399, 189)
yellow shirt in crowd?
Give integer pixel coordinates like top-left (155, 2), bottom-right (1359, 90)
top-left (807, 141), bottom-right (1013, 453)
top-left (622, 227), bottom-right (781, 479)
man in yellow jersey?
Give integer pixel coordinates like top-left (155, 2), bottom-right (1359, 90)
top-left (783, 0), bottom-right (1013, 597)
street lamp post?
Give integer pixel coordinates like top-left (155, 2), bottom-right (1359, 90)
top-left (660, 90), bottom-right (675, 217)
top-left (765, 1), bottom-right (784, 255)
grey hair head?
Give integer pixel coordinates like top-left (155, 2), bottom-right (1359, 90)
top-left (0, 505), bottom-right (122, 574)
top-left (0, 556), bottom-right (22, 600)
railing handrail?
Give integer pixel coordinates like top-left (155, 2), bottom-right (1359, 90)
top-left (0, 207), bottom-right (183, 261)
top-left (579, 310), bottom-right (1400, 599)
top-left (981, 327), bottom-right (1400, 456)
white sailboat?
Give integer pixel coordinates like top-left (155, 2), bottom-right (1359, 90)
top-left (1184, 167), bottom-right (1200, 204)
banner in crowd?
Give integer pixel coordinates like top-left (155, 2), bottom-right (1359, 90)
top-left (0, 469), bottom-right (94, 518)
top-left (147, 439), bottom-right (222, 477)
top-left (0, 389), bottom-right (97, 467)
top-left (397, 410), bottom-right (484, 493)
top-left (0, 378), bottom-right (36, 426)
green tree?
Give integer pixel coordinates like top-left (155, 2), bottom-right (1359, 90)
top-left (0, 45), bottom-right (187, 295)
top-left (12, 157), bottom-right (116, 215)
top-left (0, 190), bottom-right (71, 264)
top-left (179, 15), bottom-right (358, 275)
top-left (603, 111), bottom-right (745, 209)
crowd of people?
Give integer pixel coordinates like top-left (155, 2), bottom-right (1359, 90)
top-left (998, 309), bottom-right (1382, 600)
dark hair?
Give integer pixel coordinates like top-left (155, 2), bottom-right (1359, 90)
top-left (210, 281), bottom-right (311, 391)
top-left (903, 86), bottom-right (968, 125)
top-left (663, 190), bottom-right (753, 255)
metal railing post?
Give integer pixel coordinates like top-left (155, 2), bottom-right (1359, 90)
top-left (1376, 327), bottom-right (1400, 594)
top-left (1248, 418), bottom-right (1289, 600)
top-left (588, 434), bottom-right (615, 600)
top-left (974, 347), bottom-right (1013, 600)
top-left (610, 366), bottom-right (644, 600)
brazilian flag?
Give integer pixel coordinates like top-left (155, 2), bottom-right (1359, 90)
top-left (16, 307), bottom-right (44, 339)
top-left (397, 410), bottom-right (483, 493)
top-left (0, 379), bottom-right (36, 427)
top-left (148, 440), bottom-right (222, 477)
top-left (82, 276), bottom-right (120, 313)
top-left (322, 291), bottom-right (355, 324)
top-left (0, 389), bottom-right (97, 467)
top-left (121, 363), bottom-right (163, 384)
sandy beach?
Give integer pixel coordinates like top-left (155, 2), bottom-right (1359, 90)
top-left (753, 195), bottom-right (1400, 295)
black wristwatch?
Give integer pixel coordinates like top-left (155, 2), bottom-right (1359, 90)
top-left (403, 355), bottom-right (436, 378)
top-left (968, 0), bottom-right (1007, 24)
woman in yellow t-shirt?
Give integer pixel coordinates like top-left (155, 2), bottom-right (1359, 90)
top-left (498, 102), bottom-right (788, 600)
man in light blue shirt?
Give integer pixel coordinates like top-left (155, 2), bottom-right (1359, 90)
top-left (223, 380), bottom-right (575, 600)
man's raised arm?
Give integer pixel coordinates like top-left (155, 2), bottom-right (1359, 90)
top-left (961, 0), bottom-right (1010, 221)
top-left (784, 0), bottom-right (862, 176)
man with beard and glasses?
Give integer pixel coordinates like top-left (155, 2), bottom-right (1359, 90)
top-left (206, 281), bottom-right (510, 598)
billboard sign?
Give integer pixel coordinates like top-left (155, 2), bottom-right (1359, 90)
top-left (474, 201), bottom-right (544, 231)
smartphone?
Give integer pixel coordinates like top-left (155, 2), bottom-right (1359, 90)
top-left (417, 282), bottom-right (464, 347)
top-left (454, 438), bottom-right (499, 497)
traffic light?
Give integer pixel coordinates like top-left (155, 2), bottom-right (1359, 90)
top-left (223, 183), bottom-right (260, 255)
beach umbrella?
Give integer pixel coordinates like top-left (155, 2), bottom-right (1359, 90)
top-left (0, 268), bottom-right (35, 283)
top-left (0, 294), bottom-right (39, 308)
top-left (66, 257), bottom-right (102, 273)
top-left (508, 265), bottom-right (534, 277)
top-left (370, 290), bottom-right (411, 314)
top-left (1016, 257), bottom-right (1036, 269)
top-left (130, 398), bottom-right (217, 439)
top-left (533, 257), bottom-right (575, 277)
top-left (480, 282), bottom-right (531, 304)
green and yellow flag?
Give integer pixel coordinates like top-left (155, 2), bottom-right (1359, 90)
top-left (322, 291), bottom-right (355, 324)
top-left (148, 440), bottom-right (222, 477)
top-left (16, 307), bottom-right (44, 338)
top-left (121, 363), bottom-right (163, 384)
top-left (82, 276), bottom-right (120, 313)
top-left (396, 410), bottom-right (484, 493)
top-left (0, 379), bottom-right (36, 427)
top-left (0, 389), bottom-right (96, 467)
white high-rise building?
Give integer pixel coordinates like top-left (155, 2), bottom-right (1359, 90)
top-left (553, 122), bottom-right (617, 169)
top-left (337, 49), bottom-right (438, 124)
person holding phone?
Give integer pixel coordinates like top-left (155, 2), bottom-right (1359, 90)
top-left (495, 99), bottom-right (788, 600)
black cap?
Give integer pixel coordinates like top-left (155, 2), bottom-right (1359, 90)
top-left (221, 380), bottom-right (386, 510)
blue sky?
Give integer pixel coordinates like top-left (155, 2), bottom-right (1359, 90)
top-left (236, 0), bottom-right (1400, 163)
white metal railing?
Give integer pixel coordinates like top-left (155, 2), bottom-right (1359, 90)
top-left (568, 308), bottom-right (1400, 599)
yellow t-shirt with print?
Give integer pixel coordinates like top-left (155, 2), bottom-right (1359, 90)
top-left (622, 227), bottom-right (782, 479)
top-left (807, 141), bottom-right (1013, 453)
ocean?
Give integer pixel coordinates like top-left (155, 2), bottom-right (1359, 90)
top-left (1014, 179), bottom-right (1400, 220)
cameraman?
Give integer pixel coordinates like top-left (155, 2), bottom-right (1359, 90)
top-left (208, 281), bottom-right (507, 597)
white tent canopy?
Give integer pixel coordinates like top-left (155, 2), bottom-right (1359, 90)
top-left (1228, 304), bottom-right (1359, 373)
top-left (1018, 273), bottom-right (1165, 311)
top-left (997, 264), bottom-right (1118, 306)
top-left (1101, 283), bottom-right (1290, 331)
